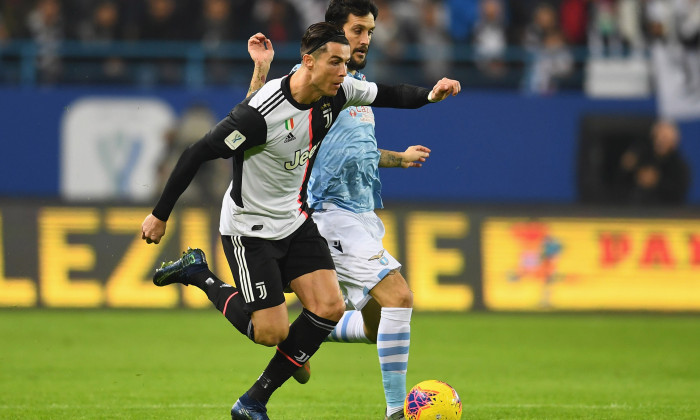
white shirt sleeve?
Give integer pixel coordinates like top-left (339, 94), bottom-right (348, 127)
top-left (340, 76), bottom-right (378, 109)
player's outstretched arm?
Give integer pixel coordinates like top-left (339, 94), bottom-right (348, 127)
top-left (367, 77), bottom-right (461, 109)
top-left (141, 98), bottom-right (266, 245)
top-left (141, 139), bottom-right (219, 244)
top-left (378, 145), bottom-right (431, 168)
top-left (246, 33), bottom-right (274, 98)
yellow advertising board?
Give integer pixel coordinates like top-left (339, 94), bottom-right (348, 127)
top-left (483, 218), bottom-right (700, 311)
top-left (0, 203), bottom-right (474, 310)
top-left (0, 207), bottom-right (234, 308)
top-left (6, 201), bottom-right (699, 312)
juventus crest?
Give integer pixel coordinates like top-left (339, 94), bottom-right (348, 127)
top-left (322, 107), bottom-right (333, 128)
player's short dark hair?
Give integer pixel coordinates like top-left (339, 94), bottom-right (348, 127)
top-left (300, 22), bottom-right (349, 57)
top-left (325, 0), bottom-right (379, 27)
top-left (326, 0), bottom-right (379, 28)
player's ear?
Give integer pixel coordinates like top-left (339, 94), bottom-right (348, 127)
top-left (302, 53), bottom-right (315, 70)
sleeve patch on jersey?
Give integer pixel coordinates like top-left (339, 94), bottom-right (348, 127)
top-left (224, 130), bottom-right (246, 150)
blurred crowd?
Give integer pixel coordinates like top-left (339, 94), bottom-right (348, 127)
top-left (0, 0), bottom-right (698, 89)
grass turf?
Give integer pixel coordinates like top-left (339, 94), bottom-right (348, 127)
top-left (0, 310), bottom-right (698, 419)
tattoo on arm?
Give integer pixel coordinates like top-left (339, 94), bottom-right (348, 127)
top-left (247, 64), bottom-right (269, 98)
top-left (379, 149), bottom-right (403, 168)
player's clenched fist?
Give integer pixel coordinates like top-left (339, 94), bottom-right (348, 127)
top-left (141, 214), bottom-right (167, 244)
top-left (428, 78), bottom-right (461, 102)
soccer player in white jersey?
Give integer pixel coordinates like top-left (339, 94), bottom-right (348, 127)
top-left (142, 22), bottom-right (460, 420)
top-left (246, 2), bottom-right (433, 418)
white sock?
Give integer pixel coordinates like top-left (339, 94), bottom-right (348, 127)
top-left (378, 307), bottom-right (412, 416)
top-left (325, 310), bottom-right (372, 343)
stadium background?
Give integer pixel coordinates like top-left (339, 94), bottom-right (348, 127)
top-left (1, 0), bottom-right (699, 312)
top-left (1, 1), bottom-right (700, 419)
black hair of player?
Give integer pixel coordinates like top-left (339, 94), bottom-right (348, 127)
top-left (300, 22), bottom-right (349, 58)
top-left (325, 0), bottom-right (379, 27)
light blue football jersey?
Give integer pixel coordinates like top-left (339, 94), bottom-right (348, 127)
top-left (308, 70), bottom-right (383, 213)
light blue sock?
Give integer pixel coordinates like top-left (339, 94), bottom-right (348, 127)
top-left (325, 310), bottom-right (372, 343)
top-left (377, 307), bottom-right (412, 416)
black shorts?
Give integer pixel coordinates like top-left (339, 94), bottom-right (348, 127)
top-left (220, 217), bottom-right (336, 313)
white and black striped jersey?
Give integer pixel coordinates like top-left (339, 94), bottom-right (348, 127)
top-left (152, 73), bottom-right (431, 240)
top-left (212, 75), bottom-right (378, 239)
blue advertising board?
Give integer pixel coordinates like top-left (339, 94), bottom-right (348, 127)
top-left (1, 87), bottom-right (699, 203)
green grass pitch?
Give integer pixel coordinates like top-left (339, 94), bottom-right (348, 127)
top-left (1, 310), bottom-right (698, 419)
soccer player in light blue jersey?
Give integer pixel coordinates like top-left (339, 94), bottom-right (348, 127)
top-left (246, 2), bottom-right (456, 418)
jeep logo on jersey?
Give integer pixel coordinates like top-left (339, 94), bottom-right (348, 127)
top-left (284, 143), bottom-right (319, 170)
top-left (224, 130), bottom-right (246, 150)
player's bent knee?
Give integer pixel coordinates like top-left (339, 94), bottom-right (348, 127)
top-left (312, 298), bottom-right (345, 322)
top-left (379, 288), bottom-right (413, 309)
top-left (331, 299), bottom-right (346, 320)
top-left (396, 289), bottom-right (414, 308)
top-left (253, 324), bottom-right (289, 347)
top-left (254, 331), bottom-right (288, 347)
top-left (372, 271), bottom-right (414, 308)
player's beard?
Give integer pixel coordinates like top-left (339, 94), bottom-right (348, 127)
top-left (348, 47), bottom-right (369, 71)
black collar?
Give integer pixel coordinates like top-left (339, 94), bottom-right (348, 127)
top-left (281, 73), bottom-right (313, 110)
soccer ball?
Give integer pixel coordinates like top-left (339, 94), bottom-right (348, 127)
top-left (404, 380), bottom-right (462, 420)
